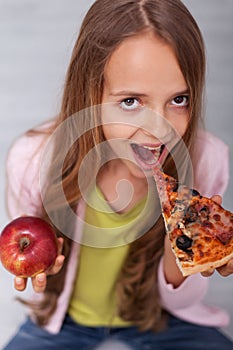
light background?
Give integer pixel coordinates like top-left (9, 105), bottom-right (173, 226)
top-left (0, 0), bottom-right (232, 348)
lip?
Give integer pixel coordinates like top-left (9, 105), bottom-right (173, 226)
top-left (130, 142), bottom-right (168, 171)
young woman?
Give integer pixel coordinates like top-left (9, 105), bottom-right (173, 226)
top-left (3, 0), bottom-right (233, 349)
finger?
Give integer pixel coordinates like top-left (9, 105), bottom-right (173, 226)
top-left (31, 273), bottom-right (47, 293)
top-left (216, 259), bottom-right (233, 277)
top-left (57, 237), bottom-right (64, 255)
top-left (210, 195), bottom-right (222, 205)
top-left (14, 276), bottom-right (27, 291)
top-left (48, 255), bottom-right (65, 275)
top-left (201, 268), bottom-right (215, 277)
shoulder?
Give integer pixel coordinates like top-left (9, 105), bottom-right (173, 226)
top-left (192, 129), bottom-right (229, 197)
top-left (7, 132), bottom-right (43, 163)
top-left (195, 129), bottom-right (228, 155)
top-left (6, 121), bottom-right (56, 218)
top-left (7, 121), bottom-right (54, 171)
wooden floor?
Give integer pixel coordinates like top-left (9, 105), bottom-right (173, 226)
top-left (0, 0), bottom-right (232, 347)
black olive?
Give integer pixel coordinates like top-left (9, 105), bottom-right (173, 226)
top-left (190, 189), bottom-right (200, 197)
top-left (200, 205), bottom-right (209, 212)
top-left (176, 235), bottom-right (193, 251)
top-left (184, 205), bottom-right (198, 223)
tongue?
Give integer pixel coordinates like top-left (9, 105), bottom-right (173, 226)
top-left (136, 147), bottom-right (155, 161)
top-left (132, 144), bottom-right (156, 162)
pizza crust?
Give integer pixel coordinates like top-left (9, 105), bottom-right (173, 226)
top-left (176, 250), bottom-right (233, 276)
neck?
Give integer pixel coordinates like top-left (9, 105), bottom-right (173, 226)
top-left (96, 160), bottom-right (148, 213)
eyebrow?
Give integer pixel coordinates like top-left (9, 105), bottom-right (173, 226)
top-left (109, 89), bottom-right (189, 97)
top-left (171, 89), bottom-right (190, 96)
top-left (109, 90), bottom-right (148, 97)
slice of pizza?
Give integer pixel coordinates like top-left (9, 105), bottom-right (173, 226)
top-left (153, 167), bottom-right (233, 276)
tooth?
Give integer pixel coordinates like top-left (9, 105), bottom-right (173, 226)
top-left (143, 145), bottom-right (161, 151)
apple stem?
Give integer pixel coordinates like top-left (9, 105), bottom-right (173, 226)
top-left (20, 237), bottom-right (30, 252)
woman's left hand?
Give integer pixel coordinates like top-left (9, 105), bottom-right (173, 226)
top-left (14, 237), bottom-right (65, 293)
top-left (201, 258), bottom-right (233, 277)
top-left (201, 195), bottom-right (233, 278)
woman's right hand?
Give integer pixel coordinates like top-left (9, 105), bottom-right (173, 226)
top-left (13, 237), bottom-right (65, 293)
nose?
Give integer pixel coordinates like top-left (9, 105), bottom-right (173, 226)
top-left (140, 107), bottom-right (174, 143)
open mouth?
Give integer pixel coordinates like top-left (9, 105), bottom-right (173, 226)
top-left (130, 143), bottom-right (167, 169)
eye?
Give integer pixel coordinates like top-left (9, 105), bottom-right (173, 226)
top-left (120, 98), bottom-right (141, 111)
top-left (171, 95), bottom-right (189, 107)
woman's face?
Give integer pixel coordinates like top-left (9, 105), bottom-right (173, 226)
top-left (101, 31), bottom-right (189, 179)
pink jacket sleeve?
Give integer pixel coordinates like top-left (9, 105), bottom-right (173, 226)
top-left (5, 133), bottom-right (44, 219)
top-left (158, 258), bottom-right (229, 327)
top-left (158, 129), bottom-right (230, 326)
top-left (192, 129), bottom-right (229, 197)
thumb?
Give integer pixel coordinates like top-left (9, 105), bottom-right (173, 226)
top-left (210, 195), bottom-right (222, 206)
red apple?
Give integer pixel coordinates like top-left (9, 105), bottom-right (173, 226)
top-left (0, 216), bottom-right (58, 277)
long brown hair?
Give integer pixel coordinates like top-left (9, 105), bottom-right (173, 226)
top-left (21, 0), bottom-right (206, 331)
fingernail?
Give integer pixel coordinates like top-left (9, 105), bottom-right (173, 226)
top-left (15, 277), bottom-right (22, 285)
top-left (36, 274), bottom-right (45, 283)
top-left (57, 255), bottom-right (65, 265)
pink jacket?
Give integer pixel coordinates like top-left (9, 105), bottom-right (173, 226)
top-left (5, 127), bottom-right (230, 334)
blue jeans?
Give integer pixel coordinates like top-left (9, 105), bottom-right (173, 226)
top-left (3, 314), bottom-right (233, 350)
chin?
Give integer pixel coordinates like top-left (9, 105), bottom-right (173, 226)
top-left (128, 163), bottom-right (153, 180)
